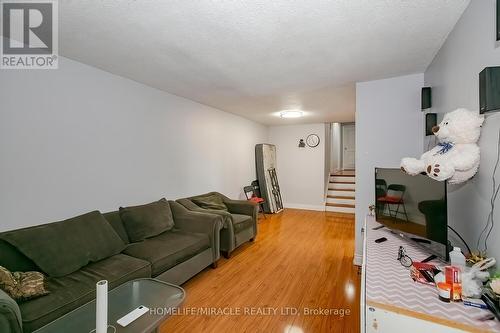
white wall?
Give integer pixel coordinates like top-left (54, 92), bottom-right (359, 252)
top-left (268, 124), bottom-right (326, 211)
top-left (424, 0), bottom-right (500, 258)
top-left (355, 73), bottom-right (424, 263)
top-left (0, 56), bottom-right (268, 232)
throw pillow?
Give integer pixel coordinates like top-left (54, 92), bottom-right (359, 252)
top-left (192, 194), bottom-right (228, 211)
top-left (0, 266), bottom-right (49, 302)
top-left (119, 198), bottom-right (175, 242)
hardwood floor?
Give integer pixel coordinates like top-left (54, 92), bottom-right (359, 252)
top-left (160, 209), bottom-right (360, 333)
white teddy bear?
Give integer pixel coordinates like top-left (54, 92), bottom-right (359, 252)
top-left (401, 108), bottom-right (484, 184)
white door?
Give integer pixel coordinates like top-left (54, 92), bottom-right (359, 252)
top-left (342, 124), bottom-right (355, 169)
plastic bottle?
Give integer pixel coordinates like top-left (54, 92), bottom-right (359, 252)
top-left (449, 247), bottom-right (466, 268)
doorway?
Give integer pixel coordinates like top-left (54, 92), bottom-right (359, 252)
top-left (342, 124), bottom-right (356, 170)
top-left (326, 123), bottom-right (356, 214)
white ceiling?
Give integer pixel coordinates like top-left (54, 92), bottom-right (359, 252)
top-left (60, 0), bottom-right (469, 125)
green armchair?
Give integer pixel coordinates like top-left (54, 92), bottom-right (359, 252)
top-left (177, 192), bottom-right (258, 258)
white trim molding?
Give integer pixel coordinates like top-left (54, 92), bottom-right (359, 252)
top-left (353, 252), bottom-right (363, 266)
top-left (283, 203), bottom-right (326, 212)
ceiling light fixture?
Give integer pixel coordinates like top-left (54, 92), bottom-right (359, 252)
top-left (280, 111), bottom-right (303, 118)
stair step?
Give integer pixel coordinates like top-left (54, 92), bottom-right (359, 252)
top-left (331, 173), bottom-right (355, 177)
top-left (325, 205), bottom-right (355, 214)
top-left (329, 183), bottom-right (355, 190)
top-left (326, 203), bottom-right (355, 208)
top-left (326, 197), bottom-right (355, 205)
top-left (329, 181), bottom-right (355, 184)
top-left (328, 190), bottom-right (355, 197)
top-left (328, 188), bottom-right (355, 192)
top-left (327, 195), bottom-right (355, 199)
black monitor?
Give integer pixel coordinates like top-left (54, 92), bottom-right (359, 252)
top-left (375, 168), bottom-right (448, 260)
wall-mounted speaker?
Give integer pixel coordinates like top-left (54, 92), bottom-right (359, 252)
top-left (421, 87), bottom-right (432, 110)
top-left (425, 113), bottom-right (437, 136)
top-left (497, 0), bottom-right (500, 41)
top-left (479, 67), bottom-right (500, 114)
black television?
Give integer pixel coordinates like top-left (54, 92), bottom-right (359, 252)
top-left (375, 168), bottom-right (448, 260)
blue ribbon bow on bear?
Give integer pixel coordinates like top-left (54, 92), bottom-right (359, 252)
top-left (434, 142), bottom-right (454, 155)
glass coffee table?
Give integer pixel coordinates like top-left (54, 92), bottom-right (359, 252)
top-left (34, 278), bottom-right (185, 333)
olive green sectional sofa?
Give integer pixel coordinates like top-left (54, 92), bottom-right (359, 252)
top-left (177, 192), bottom-right (258, 258)
top-left (0, 199), bottom-right (222, 333)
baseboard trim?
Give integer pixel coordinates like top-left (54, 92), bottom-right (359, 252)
top-left (353, 253), bottom-right (363, 266)
top-left (283, 203), bottom-right (326, 211)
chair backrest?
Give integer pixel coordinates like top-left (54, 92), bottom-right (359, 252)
top-left (375, 179), bottom-right (387, 197)
top-left (250, 180), bottom-right (262, 197)
top-left (387, 184), bottom-right (406, 199)
top-left (243, 186), bottom-right (254, 200)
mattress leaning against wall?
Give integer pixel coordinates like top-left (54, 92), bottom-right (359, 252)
top-left (255, 144), bottom-right (283, 213)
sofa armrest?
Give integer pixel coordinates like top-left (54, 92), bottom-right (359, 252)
top-left (0, 289), bottom-right (22, 333)
top-left (169, 201), bottom-right (223, 262)
top-left (176, 198), bottom-right (203, 211)
top-left (224, 199), bottom-right (258, 242)
top-left (176, 198), bottom-right (232, 227)
top-left (224, 199), bottom-right (258, 217)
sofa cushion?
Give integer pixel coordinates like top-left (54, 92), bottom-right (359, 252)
top-left (123, 230), bottom-right (210, 276)
top-left (0, 240), bottom-right (39, 273)
top-left (103, 211), bottom-right (130, 244)
top-left (231, 214), bottom-right (254, 233)
top-left (192, 194), bottom-right (228, 211)
top-left (19, 254), bottom-right (151, 332)
top-left (0, 211), bottom-right (126, 277)
top-left (119, 198), bottom-right (175, 242)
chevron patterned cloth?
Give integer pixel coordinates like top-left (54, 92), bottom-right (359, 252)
top-left (365, 216), bottom-right (500, 332)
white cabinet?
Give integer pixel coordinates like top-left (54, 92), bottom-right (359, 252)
top-left (365, 305), bottom-right (466, 333)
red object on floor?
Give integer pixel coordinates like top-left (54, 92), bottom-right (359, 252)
top-left (249, 197), bottom-right (264, 204)
top-left (377, 196), bottom-right (403, 204)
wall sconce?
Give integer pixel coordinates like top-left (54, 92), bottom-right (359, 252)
top-left (298, 139), bottom-right (305, 148)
